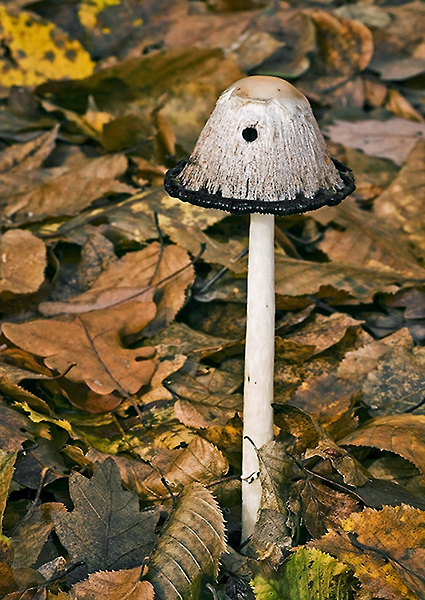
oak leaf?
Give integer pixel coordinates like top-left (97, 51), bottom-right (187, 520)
top-left (53, 459), bottom-right (160, 580)
top-left (2, 300), bottom-right (156, 396)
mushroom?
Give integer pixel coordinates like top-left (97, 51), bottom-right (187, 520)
top-left (164, 75), bottom-right (355, 541)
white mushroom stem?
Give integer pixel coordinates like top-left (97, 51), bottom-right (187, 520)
top-left (242, 212), bottom-right (275, 541)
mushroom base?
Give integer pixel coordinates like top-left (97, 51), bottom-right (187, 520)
top-left (164, 158), bottom-right (355, 215)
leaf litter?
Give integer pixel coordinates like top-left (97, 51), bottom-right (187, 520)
top-left (0, 0), bottom-right (425, 599)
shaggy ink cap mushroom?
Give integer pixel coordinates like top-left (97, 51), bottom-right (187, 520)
top-left (164, 75), bottom-right (355, 215)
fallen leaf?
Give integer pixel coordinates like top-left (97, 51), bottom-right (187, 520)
top-left (71, 566), bottom-right (154, 600)
top-left (135, 436), bottom-right (229, 501)
top-left (285, 313), bottom-right (361, 356)
top-left (4, 154), bottom-right (134, 226)
top-left (0, 230), bottom-right (46, 296)
top-left (252, 441), bottom-right (295, 566)
top-left (147, 483), bottom-right (226, 600)
top-left (318, 202), bottom-right (425, 278)
top-left (324, 119), bottom-right (425, 166)
top-left (275, 254), bottom-right (410, 304)
top-left (0, 450), bottom-right (16, 532)
top-left (300, 10), bottom-right (373, 97)
top-left (374, 140), bottom-right (425, 255)
top-left (251, 547), bottom-right (352, 600)
top-left (3, 300), bottom-right (157, 396)
top-left (314, 505), bottom-right (425, 600)
top-left (12, 503), bottom-right (65, 569)
top-left (0, 6), bottom-right (94, 87)
top-left (53, 458), bottom-right (160, 580)
top-left (341, 415), bottom-right (425, 476)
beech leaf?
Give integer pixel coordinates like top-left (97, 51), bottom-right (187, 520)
top-left (341, 415), bottom-right (425, 476)
top-left (0, 230), bottom-right (46, 296)
top-left (147, 483), bottom-right (226, 600)
top-left (53, 458), bottom-right (159, 580)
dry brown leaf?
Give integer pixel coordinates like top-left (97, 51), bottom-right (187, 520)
top-left (300, 10), bottom-right (373, 95)
top-left (0, 125), bottom-right (58, 182)
top-left (2, 300), bottom-right (156, 396)
top-left (71, 566), bottom-right (154, 600)
top-left (4, 154), bottom-right (133, 225)
top-left (292, 373), bottom-right (358, 435)
top-left (341, 415), bottom-right (425, 476)
top-left (318, 202), bottom-right (425, 278)
top-left (147, 483), bottom-right (226, 600)
top-left (134, 436), bottom-right (229, 501)
top-left (0, 230), bottom-right (46, 296)
top-left (40, 242), bottom-right (194, 336)
top-left (285, 313), bottom-right (361, 355)
top-left (275, 254), bottom-right (408, 304)
top-left (325, 119), bottom-right (425, 166)
top-left (386, 89), bottom-right (424, 123)
top-left (374, 140), bottom-right (425, 253)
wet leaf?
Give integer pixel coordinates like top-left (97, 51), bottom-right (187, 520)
top-left (53, 458), bottom-right (160, 578)
top-left (3, 300), bottom-right (156, 397)
top-left (0, 7), bottom-right (94, 87)
top-left (341, 415), bottom-right (425, 476)
top-left (71, 566), bottom-right (154, 600)
top-left (147, 483), bottom-right (226, 600)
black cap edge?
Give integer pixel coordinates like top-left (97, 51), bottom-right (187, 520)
top-left (164, 158), bottom-right (355, 216)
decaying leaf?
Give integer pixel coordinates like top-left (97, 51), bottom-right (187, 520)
top-left (0, 450), bottom-right (16, 531)
top-left (251, 547), bottom-right (352, 600)
top-left (53, 458), bottom-right (160, 579)
top-left (0, 6), bottom-right (94, 87)
top-left (313, 505), bottom-right (425, 600)
top-left (251, 440), bottom-right (295, 565)
top-left (0, 230), bottom-right (46, 296)
top-left (147, 483), bottom-right (226, 600)
top-left (12, 502), bottom-right (65, 570)
top-left (71, 566), bottom-right (154, 600)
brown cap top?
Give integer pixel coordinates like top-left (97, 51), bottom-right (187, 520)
top-left (164, 76), bottom-right (355, 215)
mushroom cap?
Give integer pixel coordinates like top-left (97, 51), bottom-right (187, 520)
top-left (164, 76), bottom-right (354, 215)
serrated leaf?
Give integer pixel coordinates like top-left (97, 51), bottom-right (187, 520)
top-left (314, 505), bottom-right (425, 600)
top-left (251, 547), bottom-right (351, 600)
top-left (341, 414), bottom-right (425, 476)
top-left (147, 483), bottom-right (226, 600)
top-left (53, 458), bottom-right (159, 579)
top-left (71, 566), bottom-right (154, 600)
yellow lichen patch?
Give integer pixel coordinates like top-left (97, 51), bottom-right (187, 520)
top-left (78, 0), bottom-right (122, 30)
top-left (0, 6), bottom-right (94, 87)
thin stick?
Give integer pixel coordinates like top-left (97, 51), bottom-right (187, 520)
top-left (241, 212), bottom-right (275, 541)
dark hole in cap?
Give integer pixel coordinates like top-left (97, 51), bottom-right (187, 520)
top-left (242, 127), bottom-right (258, 142)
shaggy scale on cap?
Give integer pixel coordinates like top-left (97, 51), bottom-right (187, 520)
top-left (164, 76), bottom-right (355, 215)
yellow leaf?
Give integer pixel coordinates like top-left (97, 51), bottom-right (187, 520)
top-left (0, 7), bottom-right (94, 87)
top-left (78, 0), bottom-right (122, 30)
